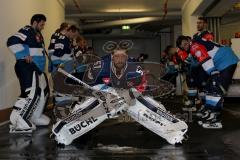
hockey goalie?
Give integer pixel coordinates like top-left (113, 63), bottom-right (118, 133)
top-left (51, 47), bottom-right (188, 145)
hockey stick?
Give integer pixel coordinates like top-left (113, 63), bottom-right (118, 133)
top-left (57, 67), bottom-right (117, 99)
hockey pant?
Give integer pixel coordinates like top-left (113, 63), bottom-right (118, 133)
top-left (205, 64), bottom-right (237, 111)
top-left (10, 72), bottom-right (50, 133)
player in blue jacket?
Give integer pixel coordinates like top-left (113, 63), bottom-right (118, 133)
top-left (7, 14), bottom-right (50, 133)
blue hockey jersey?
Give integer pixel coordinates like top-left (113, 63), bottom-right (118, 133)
top-left (83, 56), bottom-right (143, 89)
top-left (50, 33), bottom-right (73, 68)
top-left (48, 32), bottom-right (60, 54)
top-left (7, 25), bottom-right (46, 72)
top-left (192, 30), bottom-right (239, 72)
top-left (72, 46), bottom-right (86, 58)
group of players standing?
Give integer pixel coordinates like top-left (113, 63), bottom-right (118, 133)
top-left (172, 17), bottom-right (239, 129)
top-left (6, 13), bottom-right (239, 135)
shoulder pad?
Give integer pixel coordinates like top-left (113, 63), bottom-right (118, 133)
top-left (18, 25), bottom-right (32, 33)
top-left (22, 25), bottom-right (31, 30)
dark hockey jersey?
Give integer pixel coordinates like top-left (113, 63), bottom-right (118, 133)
top-left (50, 33), bottom-right (72, 67)
top-left (83, 57), bottom-right (144, 89)
top-left (72, 46), bottom-right (87, 58)
top-left (48, 32), bottom-right (60, 54)
top-left (193, 30), bottom-right (221, 51)
top-left (7, 25), bottom-right (46, 72)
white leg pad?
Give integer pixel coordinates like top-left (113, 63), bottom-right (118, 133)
top-left (31, 73), bottom-right (50, 126)
top-left (52, 99), bottom-right (107, 145)
top-left (10, 72), bottom-right (40, 133)
top-left (10, 108), bottom-right (36, 133)
top-left (127, 96), bottom-right (188, 144)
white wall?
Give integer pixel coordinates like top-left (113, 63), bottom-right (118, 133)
top-left (0, 0), bottom-right (65, 110)
top-left (172, 25), bottom-right (182, 46)
top-left (220, 21), bottom-right (240, 40)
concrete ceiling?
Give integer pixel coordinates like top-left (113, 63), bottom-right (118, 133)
top-left (217, 1), bottom-right (240, 25)
top-left (63, 0), bottom-right (186, 32)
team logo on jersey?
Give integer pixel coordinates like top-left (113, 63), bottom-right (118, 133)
top-left (102, 77), bottom-right (111, 84)
top-left (195, 51), bottom-right (202, 57)
top-left (36, 34), bottom-right (42, 43)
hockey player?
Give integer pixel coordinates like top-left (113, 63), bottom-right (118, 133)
top-left (50, 25), bottom-right (79, 72)
top-left (48, 23), bottom-right (70, 56)
top-left (50, 25), bottom-right (79, 100)
top-left (194, 17), bottom-right (214, 42)
top-left (191, 17), bottom-right (216, 117)
top-left (175, 36), bottom-right (208, 112)
top-left (51, 48), bottom-right (188, 145)
top-left (7, 14), bottom-right (50, 133)
top-left (72, 36), bottom-right (88, 58)
top-left (82, 48), bottom-right (144, 89)
top-left (176, 35), bottom-right (239, 129)
top-left (48, 22), bottom-right (69, 72)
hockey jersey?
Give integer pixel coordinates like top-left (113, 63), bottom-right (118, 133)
top-left (50, 33), bottom-right (73, 68)
top-left (7, 25), bottom-right (46, 72)
top-left (190, 42), bottom-right (239, 74)
top-left (83, 56), bottom-right (144, 89)
top-left (192, 30), bottom-right (239, 74)
top-left (193, 30), bottom-right (214, 41)
top-left (193, 30), bottom-right (221, 52)
top-left (72, 46), bottom-right (86, 58)
top-left (48, 32), bottom-right (60, 55)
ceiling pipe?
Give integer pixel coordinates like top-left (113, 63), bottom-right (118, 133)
top-left (81, 16), bottom-right (178, 30)
top-left (66, 11), bottom-right (181, 19)
top-left (162, 0), bottom-right (168, 20)
top-left (72, 0), bottom-right (80, 10)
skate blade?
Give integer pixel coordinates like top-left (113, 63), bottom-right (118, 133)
top-left (9, 125), bottom-right (33, 134)
top-left (202, 124), bottom-right (223, 129)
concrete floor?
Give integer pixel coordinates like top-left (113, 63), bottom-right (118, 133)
top-left (0, 97), bottom-right (240, 160)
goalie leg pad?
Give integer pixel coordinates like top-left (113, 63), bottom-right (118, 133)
top-left (52, 99), bottom-right (107, 145)
top-left (31, 73), bottom-right (50, 126)
top-left (10, 72), bottom-right (41, 133)
top-left (127, 96), bottom-right (188, 144)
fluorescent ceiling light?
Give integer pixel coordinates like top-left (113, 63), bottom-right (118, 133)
top-left (103, 8), bottom-right (151, 12)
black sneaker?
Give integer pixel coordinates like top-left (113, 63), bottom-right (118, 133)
top-left (196, 105), bottom-right (206, 118)
top-left (197, 109), bottom-right (211, 125)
